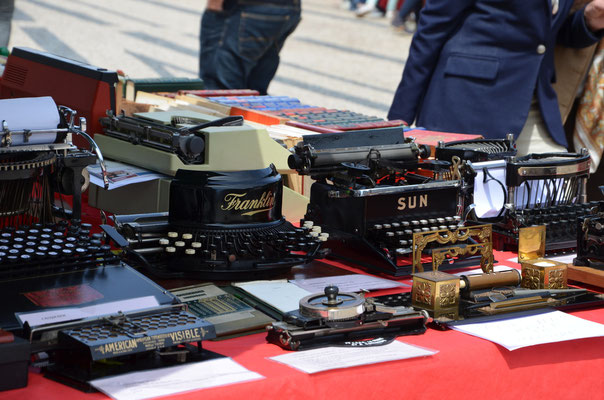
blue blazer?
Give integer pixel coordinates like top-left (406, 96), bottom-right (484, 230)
top-left (387, 0), bottom-right (602, 147)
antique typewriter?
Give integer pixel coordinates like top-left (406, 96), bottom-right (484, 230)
top-left (574, 203), bottom-right (604, 269)
top-left (289, 129), bottom-right (475, 276)
top-left (436, 139), bottom-right (594, 252)
top-left (96, 110), bottom-right (292, 176)
top-left (267, 285), bottom-right (428, 351)
top-left (111, 165), bottom-right (325, 280)
top-left (0, 218), bottom-right (218, 391)
top-left (31, 304), bottom-right (217, 391)
top-left (0, 97), bottom-right (109, 224)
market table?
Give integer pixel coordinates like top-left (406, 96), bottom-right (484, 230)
top-left (2, 251), bottom-right (603, 400)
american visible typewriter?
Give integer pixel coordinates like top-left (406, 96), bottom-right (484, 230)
top-left (289, 129), bottom-right (478, 276)
top-left (0, 217), bottom-right (218, 391)
top-left (266, 285), bottom-right (428, 350)
top-left (111, 165), bottom-right (325, 280)
top-left (436, 139), bottom-right (594, 252)
top-left (0, 97), bottom-right (109, 224)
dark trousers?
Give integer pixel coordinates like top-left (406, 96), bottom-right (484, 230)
top-left (199, 1), bottom-right (301, 95)
top-left (0, 0), bottom-right (15, 48)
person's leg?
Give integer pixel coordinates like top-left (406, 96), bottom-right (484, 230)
top-left (355, 0), bottom-right (379, 17)
top-left (397, 0), bottom-right (421, 20)
top-left (199, 8), bottom-right (229, 87)
top-left (0, 0), bottom-right (15, 48)
top-left (239, 3), bottom-right (301, 94)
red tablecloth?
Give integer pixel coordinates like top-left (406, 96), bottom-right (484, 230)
top-left (2, 253), bottom-right (603, 400)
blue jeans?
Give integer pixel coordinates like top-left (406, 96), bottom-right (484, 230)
top-left (199, 1), bottom-right (301, 95)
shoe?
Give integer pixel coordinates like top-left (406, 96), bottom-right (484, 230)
top-left (355, 4), bottom-right (375, 17)
top-left (391, 15), bottom-right (404, 28)
top-left (403, 19), bottom-right (417, 33)
top-left (367, 9), bottom-right (385, 18)
top-left (385, 10), bottom-right (395, 19)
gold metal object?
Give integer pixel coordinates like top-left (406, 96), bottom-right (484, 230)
top-left (518, 226), bottom-right (546, 262)
top-left (518, 225), bottom-right (567, 289)
top-left (516, 160), bottom-right (590, 178)
top-left (412, 224), bottom-right (493, 274)
top-left (520, 259), bottom-right (568, 289)
top-left (411, 271), bottom-right (460, 319)
top-left (432, 242), bottom-right (493, 272)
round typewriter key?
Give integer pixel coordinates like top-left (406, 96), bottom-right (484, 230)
top-left (312, 226), bottom-right (322, 233)
top-left (449, 225), bottom-right (457, 231)
top-left (66, 236), bottom-right (77, 243)
top-left (101, 245), bottom-right (111, 252)
top-left (373, 224), bottom-right (383, 230)
top-left (185, 249), bottom-right (195, 255)
top-left (437, 218), bottom-right (445, 224)
top-left (13, 237), bottom-right (24, 245)
top-left (91, 233), bottom-right (103, 240)
top-left (90, 239), bottom-right (102, 246)
top-left (421, 227), bottom-right (430, 232)
top-left (51, 244), bottom-right (62, 252)
top-left (159, 238), bottom-right (170, 246)
top-left (40, 233), bottom-right (51, 240)
top-left (319, 232), bottom-right (329, 239)
top-left (445, 216), bottom-right (454, 222)
top-left (80, 229), bottom-right (90, 236)
top-left (35, 252), bottom-right (46, 258)
top-left (62, 249), bottom-right (73, 256)
top-left (0, 239), bottom-right (9, 246)
top-left (7, 255), bottom-right (19, 263)
top-left (453, 216), bottom-right (461, 222)
top-left (20, 254), bottom-right (31, 262)
top-left (8, 249), bottom-right (19, 256)
top-left (53, 238), bottom-right (64, 245)
top-left (75, 248), bottom-right (87, 256)
top-left (383, 224), bottom-right (392, 229)
top-left (182, 233), bottom-right (193, 240)
top-left (65, 243), bottom-right (76, 250)
top-left (24, 248), bottom-right (35, 255)
top-left (174, 241), bottom-right (185, 248)
top-left (14, 230), bottom-right (26, 237)
top-left (439, 225), bottom-right (448, 231)
top-left (428, 218), bottom-right (437, 224)
top-left (81, 223), bottom-right (92, 230)
top-left (309, 231), bottom-right (319, 237)
top-left (411, 220), bottom-right (420, 226)
top-left (168, 232), bottom-right (178, 239)
top-left (1, 233), bottom-right (11, 240)
top-left (12, 244), bottom-right (23, 250)
top-left (430, 226), bottom-right (439, 231)
top-left (419, 219), bottom-right (428, 225)
top-left (191, 241), bottom-right (202, 249)
top-left (386, 232), bottom-right (395, 237)
top-left (165, 246), bottom-right (176, 254)
top-left (39, 240), bottom-right (51, 246)
top-left (48, 251), bottom-right (59, 258)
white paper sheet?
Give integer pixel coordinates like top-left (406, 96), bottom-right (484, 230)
top-left (0, 96), bottom-right (60, 145)
top-left (452, 264), bottom-right (514, 276)
top-left (290, 274), bottom-right (408, 294)
top-left (451, 310), bottom-right (604, 351)
top-left (90, 358), bottom-right (264, 400)
top-left (16, 296), bottom-right (160, 327)
top-left (506, 254), bottom-right (575, 265)
top-left (269, 340), bottom-right (438, 374)
top-left (233, 280), bottom-right (312, 313)
top-left (87, 160), bottom-right (169, 190)
top-left (473, 160), bottom-right (507, 218)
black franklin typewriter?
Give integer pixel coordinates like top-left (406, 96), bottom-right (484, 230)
top-left (289, 129), bottom-right (481, 276)
top-left (111, 165), bottom-right (325, 280)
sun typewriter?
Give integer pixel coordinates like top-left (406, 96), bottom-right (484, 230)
top-left (436, 140), bottom-right (594, 252)
top-left (0, 97), bottom-right (108, 225)
top-left (266, 285), bottom-right (428, 350)
top-left (289, 129), bottom-right (481, 276)
top-left (110, 165), bottom-right (325, 280)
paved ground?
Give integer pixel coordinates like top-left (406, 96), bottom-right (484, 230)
top-left (9, 0), bottom-right (413, 119)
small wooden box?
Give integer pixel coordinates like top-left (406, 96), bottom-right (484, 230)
top-left (412, 271), bottom-right (460, 319)
top-left (520, 259), bottom-right (568, 289)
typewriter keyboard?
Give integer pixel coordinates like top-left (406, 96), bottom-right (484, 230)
top-left (0, 221), bottom-right (118, 280)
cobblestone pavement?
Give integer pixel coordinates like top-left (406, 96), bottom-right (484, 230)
top-left (9, 0), bottom-right (413, 118)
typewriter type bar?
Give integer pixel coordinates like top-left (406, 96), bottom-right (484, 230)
top-left (434, 134), bottom-right (517, 163)
top-left (494, 151), bottom-right (593, 252)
